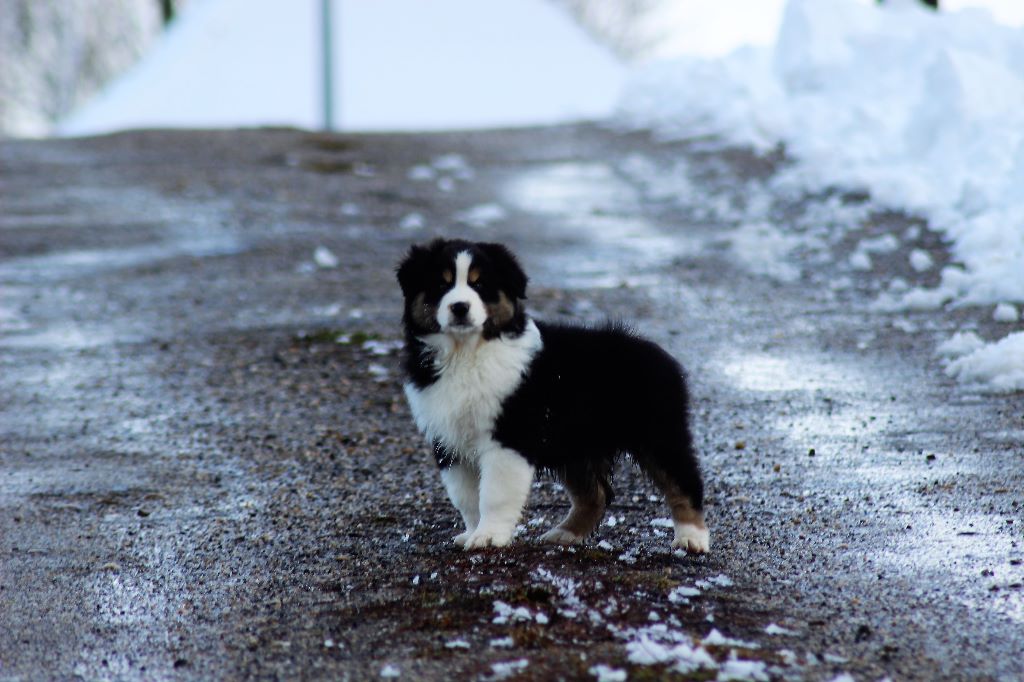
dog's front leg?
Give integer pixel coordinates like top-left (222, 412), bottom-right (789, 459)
top-left (463, 447), bottom-right (533, 550)
top-left (441, 462), bottom-right (480, 546)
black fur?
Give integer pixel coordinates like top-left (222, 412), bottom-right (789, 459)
top-left (494, 321), bottom-right (703, 512)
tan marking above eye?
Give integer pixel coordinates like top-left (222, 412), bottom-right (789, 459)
top-left (468, 268), bottom-right (481, 284)
top-left (442, 269), bottom-right (453, 283)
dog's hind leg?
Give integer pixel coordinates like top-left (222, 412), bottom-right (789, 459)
top-left (462, 446), bottom-right (534, 550)
top-left (539, 471), bottom-right (609, 545)
top-left (441, 462), bottom-right (480, 546)
top-left (641, 444), bottom-right (709, 554)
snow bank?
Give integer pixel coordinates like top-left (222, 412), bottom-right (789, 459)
top-left (618, 0), bottom-right (1024, 392)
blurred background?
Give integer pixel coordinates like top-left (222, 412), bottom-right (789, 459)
top-left (1, 0), bottom-right (1022, 138)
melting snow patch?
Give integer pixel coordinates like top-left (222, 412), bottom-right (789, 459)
top-left (718, 654), bottom-right (769, 682)
top-left (935, 331), bottom-right (985, 357)
top-left (455, 203), bottom-right (508, 229)
top-left (363, 339), bottom-right (403, 356)
top-left (993, 303), bottom-right (1019, 323)
top-left (942, 331), bottom-right (1024, 392)
top-left (490, 659), bottom-right (528, 680)
top-left (367, 363), bottom-right (390, 381)
top-left (727, 222), bottom-right (802, 282)
top-left (492, 600), bottom-right (546, 626)
top-left (650, 518), bottom-right (675, 528)
top-left (407, 165), bottom-right (436, 181)
top-left (909, 249), bottom-right (934, 272)
top-left (624, 625), bottom-right (717, 675)
top-left (490, 636), bottom-right (514, 648)
top-left (589, 664), bottom-right (627, 682)
top-left (668, 585), bottom-right (701, 604)
top-left (399, 212), bottom-right (425, 231)
top-left (696, 574), bottom-right (734, 589)
top-left (313, 246), bottom-right (339, 269)
top-left (380, 664), bottom-right (400, 678)
top-left (703, 628), bottom-right (759, 649)
top-left (445, 639), bottom-right (470, 649)
top-left (764, 623), bottom-right (798, 636)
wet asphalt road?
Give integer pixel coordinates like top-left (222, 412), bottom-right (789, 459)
top-left (1, 126), bottom-right (1022, 681)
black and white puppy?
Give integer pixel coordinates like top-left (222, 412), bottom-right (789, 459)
top-left (397, 238), bottom-right (708, 553)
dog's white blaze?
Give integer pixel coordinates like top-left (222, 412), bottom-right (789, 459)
top-left (404, 319), bottom-right (542, 459)
top-left (437, 251), bottom-right (487, 331)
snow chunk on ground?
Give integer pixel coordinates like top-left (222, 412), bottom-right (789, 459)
top-left (764, 623), bottom-right (798, 636)
top-left (993, 303), bottom-right (1019, 322)
top-left (718, 654), bottom-right (769, 681)
top-left (669, 585), bottom-right (701, 603)
top-left (703, 628), bottom-right (759, 649)
top-left (909, 249), bottom-right (935, 272)
top-left (380, 664), bottom-right (400, 678)
top-left (588, 664), bottom-right (627, 682)
top-left (936, 331), bottom-right (985, 357)
top-left (313, 246), bottom-right (339, 269)
top-left (943, 331), bottom-right (1024, 392)
top-left (490, 659), bottom-right (529, 680)
top-left (626, 629), bottom-right (716, 672)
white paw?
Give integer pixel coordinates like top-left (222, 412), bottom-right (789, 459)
top-left (453, 530), bottom-right (473, 547)
top-left (463, 527), bottom-right (512, 550)
top-left (539, 527), bottom-right (585, 545)
top-left (673, 523), bottom-right (710, 554)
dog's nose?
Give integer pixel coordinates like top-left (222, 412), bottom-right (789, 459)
top-left (449, 302), bottom-right (470, 320)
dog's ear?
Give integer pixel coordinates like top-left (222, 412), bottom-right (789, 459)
top-left (397, 239), bottom-right (449, 297)
top-left (479, 242), bottom-right (528, 300)
top-left (396, 243), bottom-right (430, 298)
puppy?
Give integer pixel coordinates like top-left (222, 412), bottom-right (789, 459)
top-left (396, 238), bottom-right (708, 553)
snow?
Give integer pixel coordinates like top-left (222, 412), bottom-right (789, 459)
top-left (718, 655), bottom-right (769, 682)
top-left (909, 249), bottom-right (935, 273)
top-left (618, 0), bottom-right (1024, 392)
top-left (455, 204), bottom-right (508, 229)
top-left (588, 664), bottom-right (627, 682)
top-left (764, 623), bottom-right (798, 636)
top-left (379, 664), bottom-right (400, 678)
top-left (941, 331), bottom-right (1024, 392)
top-left (668, 585), bottom-right (701, 604)
top-left (993, 303), bottom-right (1019, 323)
top-left (490, 659), bottom-right (529, 680)
top-left (313, 246), bottom-right (339, 269)
top-left (59, 0), bottom-right (624, 135)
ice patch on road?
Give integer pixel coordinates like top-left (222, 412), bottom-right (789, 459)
top-left (718, 352), bottom-right (863, 393)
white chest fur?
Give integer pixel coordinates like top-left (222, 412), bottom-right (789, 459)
top-left (404, 320), bottom-right (541, 459)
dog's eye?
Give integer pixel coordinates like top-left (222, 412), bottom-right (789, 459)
top-left (442, 269), bottom-right (453, 284)
top-left (468, 268), bottom-right (481, 285)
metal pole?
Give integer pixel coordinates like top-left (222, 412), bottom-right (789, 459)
top-left (320, 0), bottom-right (335, 131)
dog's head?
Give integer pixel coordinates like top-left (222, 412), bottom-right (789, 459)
top-left (396, 239), bottom-right (528, 339)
